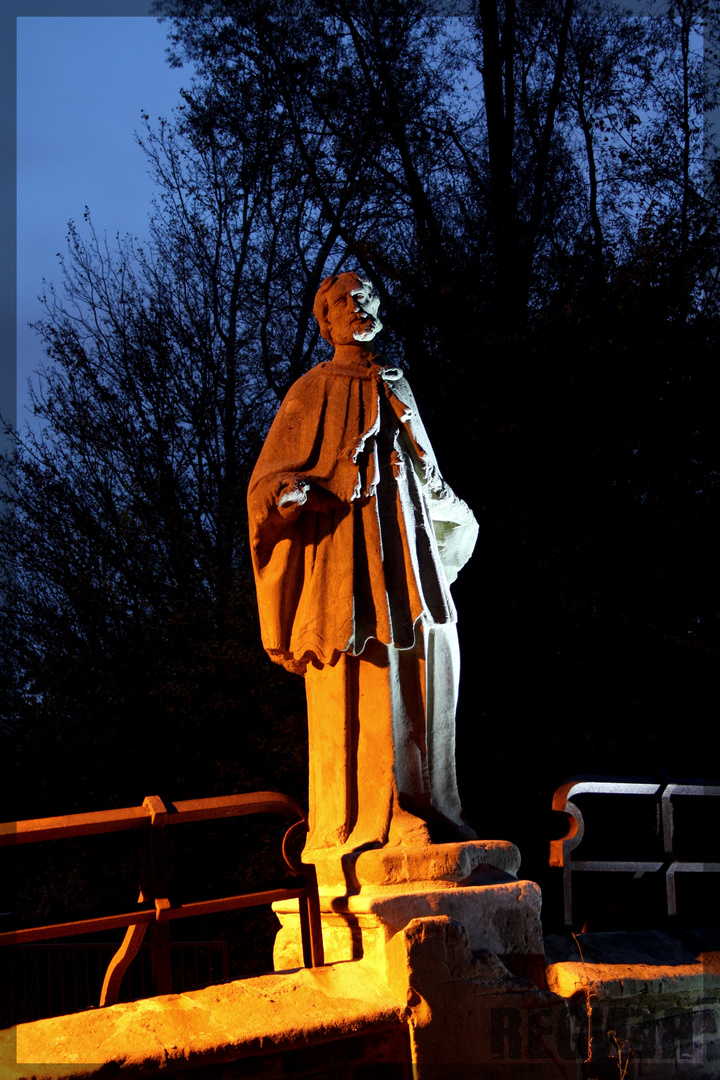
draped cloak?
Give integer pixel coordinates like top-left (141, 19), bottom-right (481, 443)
top-left (247, 350), bottom-right (478, 675)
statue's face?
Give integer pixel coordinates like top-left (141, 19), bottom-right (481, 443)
top-left (327, 275), bottom-right (383, 344)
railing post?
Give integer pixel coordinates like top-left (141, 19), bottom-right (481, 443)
top-left (143, 797), bottom-right (173, 996)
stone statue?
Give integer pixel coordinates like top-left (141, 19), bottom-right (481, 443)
top-left (248, 271), bottom-right (479, 879)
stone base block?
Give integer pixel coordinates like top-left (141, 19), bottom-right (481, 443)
top-left (305, 838), bottom-right (521, 892)
top-left (274, 872), bottom-right (544, 987)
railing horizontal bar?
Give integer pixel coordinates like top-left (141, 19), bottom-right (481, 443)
top-left (1, 908), bottom-right (156, 945)
top-left (662, 785), bottom-right (720, 798)
top-left (667, 862), bottom-right (720, 873)
top-left (166, 887), bottom-right (305, 920)
top-left (9, 940), bottom-right (227, 950)
top-left (0, 887), bottom-right (307, 946)
top-left (570, 861), bottom-right (664, 872)
top-left (1, 792), bottom-right (306, 847)
top-left (567, 861), bottom-right (720, 873)
top-left (560, 782), bottom-right (662, 800)
top-left (168, 792), bottom-right (306, 824)
top-left (0, 807), bottom-right (150, 846)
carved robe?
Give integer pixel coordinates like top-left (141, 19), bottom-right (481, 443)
top-left (248, 348), bottom-right (477, 669)
top-left (247, 345), bottom-right (478, 852)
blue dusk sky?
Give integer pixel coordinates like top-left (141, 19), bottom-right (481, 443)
top-left (7, 4), bottom-right (718, 440)
top-left (14, 10), bottom-right (189, 432)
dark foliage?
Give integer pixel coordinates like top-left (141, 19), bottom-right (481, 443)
top-left (2, 0), bottom-right (719, 976)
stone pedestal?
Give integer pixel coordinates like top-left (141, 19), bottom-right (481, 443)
top-left (306, 836), bottom-right (522, 892)
top-left (273, 841), bottom-right (564, 1077)
top-left (273, 840), bottom-right (545, 988)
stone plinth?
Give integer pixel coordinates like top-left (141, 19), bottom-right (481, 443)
top-left (274, 840), bottom-right (544, 988)
top-left (307, 837), bottom-right (521, 892)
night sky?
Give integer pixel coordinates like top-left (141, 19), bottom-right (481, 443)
top-left (15, 11), bottom-right (186, 432)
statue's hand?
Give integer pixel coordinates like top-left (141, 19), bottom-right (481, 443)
top-left (278, 479), bottom-right (310, 507)
top-left (276, 479), bottom-right (310, 518)
top-left (276, 477), bottom-right (344, 517)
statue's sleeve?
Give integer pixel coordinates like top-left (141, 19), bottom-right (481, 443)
top-left (248, 377), bottom-right (325, 533)
top-left (426, 490), bottom-right (479, 585)
top-left (247, 366), bottom-right (369, 673)
top-left (249, 369), bottom-right (352, 549)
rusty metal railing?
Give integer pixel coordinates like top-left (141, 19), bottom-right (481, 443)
top-left (550, 776), bottom-right (720, 927)
top-left (1, 792), bottom-right (324, 1008)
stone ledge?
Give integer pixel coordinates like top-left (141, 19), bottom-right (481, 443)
top-left (545, 930), bottom-right (720, 1000)
top-left (547, 954), bottom-right (720, 999)
top-left (1, 960), bottom-right (408, 1080)
top-left (541, 934), bottom-right (720, 1078)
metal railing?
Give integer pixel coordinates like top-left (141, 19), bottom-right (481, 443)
top-left (550, 776), bottom-right (720, 927)
top-left (1, 791), bottom-right (324, 1010)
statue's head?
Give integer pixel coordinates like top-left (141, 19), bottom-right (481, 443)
top-left (313, 271), bottom-right (383, 346)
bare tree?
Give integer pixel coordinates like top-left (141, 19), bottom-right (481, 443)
top-left (3, 0), bottom-right (718, 842)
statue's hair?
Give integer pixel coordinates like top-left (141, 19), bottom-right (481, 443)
top-left (313, 271), bottom-right (363, 343)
